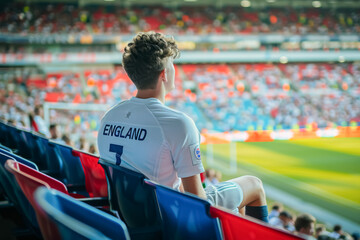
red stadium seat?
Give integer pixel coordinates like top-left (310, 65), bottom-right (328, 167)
top-left (209, 206), bottom-right (303, 240)
top-left (5, 159), bottom-right (67, 240)
top-left (72, 150), bottom-right (108, 198)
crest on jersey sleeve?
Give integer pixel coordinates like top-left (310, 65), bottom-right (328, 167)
top-left (189, 143), bottom-right (201, 166)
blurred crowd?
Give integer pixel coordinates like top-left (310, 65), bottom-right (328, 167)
top-left (185, 63), bottom-right (360, 131)
top-left (1, 63), bottom-right (359, 150)
top-left (0, 4), bottom-right (359, 35)
top-left (266, 202), bottom-right (359, 240)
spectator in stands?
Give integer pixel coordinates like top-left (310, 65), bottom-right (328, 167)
top-left (315, 224), bottom-right (330, 239)
top-left (268, 202), bottom-right (283, 220)
top-left (352, 232), bottom-right (359, 240)
top-left (49, 124), bottom-right (65, 144)
top-left (88, 143), bottom-right (96, 154)
top-left (294, 213), bottom-right (316, 239)
top-left (269, 210), bottom-right (295, 232)
top-left (33, 105), bottom-right (50, 137)
top-left (61, 134), bottom-right (72, 147)
top-left (215, 170), bottom-right (222, 183)
top-left (328, 224), bottom-right (343, 239)
top-left (97, 31), bottom-right (269, 222)
top-left (49, 124), bottom-right (58, 139)
top-left (204, 168), bottom-right (216, 187)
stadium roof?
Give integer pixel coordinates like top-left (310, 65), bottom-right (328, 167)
top-left (9, 0), bottom-right (360, 8)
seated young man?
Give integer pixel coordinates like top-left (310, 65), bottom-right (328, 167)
top-left (97, 32), bottom-right (268, 222)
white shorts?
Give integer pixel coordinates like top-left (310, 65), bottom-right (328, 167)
top-left (205, 181), bottom-right (243, 214)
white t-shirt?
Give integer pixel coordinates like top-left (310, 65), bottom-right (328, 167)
top-left (97, 97), bottom-right (205, 190)
top-left (34, 115), bottom-right (50, 138)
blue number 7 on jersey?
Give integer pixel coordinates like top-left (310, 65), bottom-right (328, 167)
top-left (109, 144), bottom-right (123, 165)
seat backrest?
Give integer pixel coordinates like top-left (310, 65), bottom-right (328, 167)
top-left (1, 122), bottom-right (21, 149)
top-left (0, 121), bottom-right (7, 145)
top-left (19, 130), bottom-right (37, 161)
top-left (99, 159), bottom-right (162, 237)
top-left (5, 159), bottom-right (65, 240)
top-left (72, 149), bottom-right (107, 197)
top-left (0, 148), bottom-right (37, 202)
top-left (34, 187), bottom-right (130, 240)
top-left (0, 143), bottom-right (12, 152)
top-left (145, 180), bottom-right (223, 240)
top-left (5, 159), bottom-right (68, 205)
top-left (49, 142), bottom-right (89, 197)
top-left (209, 206), bottom-right (303, 240)
top-left (0, 152), bottom-right (21, 203)
top-left (0, 153), bottom-right (40, 236)
top-left (0, 148), bottom-right (38, 170)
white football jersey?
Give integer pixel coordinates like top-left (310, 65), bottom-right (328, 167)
top-left (97, 97), bottom-right (204, 190)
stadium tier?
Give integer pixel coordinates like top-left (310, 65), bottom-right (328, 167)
top-left (0, 4), bottom-right (359, 35)
top-left (1, 63), bottom-right (359, 137)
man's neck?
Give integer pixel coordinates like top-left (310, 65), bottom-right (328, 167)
top-left (136, 89), bottom-right (165, 104)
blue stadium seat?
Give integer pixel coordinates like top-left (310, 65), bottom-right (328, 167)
top-left (99, 159), bottom-right (163, 240)
top-left (51, 141), bottom-right (88, 197)
top-left (0, 121), bottom-right (6, 145)
top-left (18, 129), bottom-right (37, 160)
top-left (1, 127), bottom-right (89, 197)
top-left (34, 187), bottom-right (130, 240)
top-left (0, 143), bottom-right (12, 152)
top-left (1, 122), bottom-right (22, 150)
top-left (145, 179), bottom-right (223, 240)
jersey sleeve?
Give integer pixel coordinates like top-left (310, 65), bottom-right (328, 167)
top-left (165, 114), bottom-right (205, 178)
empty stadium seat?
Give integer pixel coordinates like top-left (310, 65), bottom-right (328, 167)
top-left (5, 158), bottom-right (109, 239)
top-left (5, 159), bottom-right (64, 240)
top-left (72, 149), bottom-right (108, 197)
top-left (209, 206), bottom-right (303, 240)
top-left (144, 179), bottom-right (223, 240)
top-left (0, 151), bottom-right (41, 238)
top-left (50, 142), bottom-right (88, 197)
top-left (99, 159), bottom-right (163, 240)
top-left (6, 126), bottom-right (89, 197)
top-left (0, 122), bottom-right (23, 150)
top-left (34, 187), bottom-right (130, 240)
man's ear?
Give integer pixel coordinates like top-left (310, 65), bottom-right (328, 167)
top-left (160, 69), bottom-right (166, 82)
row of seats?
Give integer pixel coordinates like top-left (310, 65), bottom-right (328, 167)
top-left (0, 120), bottom-right (302, 239)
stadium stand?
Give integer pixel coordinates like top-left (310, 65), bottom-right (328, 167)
top-left (1, 63), bottom-right (359, 137)
top-left (0, 4), bottom-right (359, 35)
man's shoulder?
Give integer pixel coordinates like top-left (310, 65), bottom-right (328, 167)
top-left (157, 106), bottom-right (195, 126)
top-left (102, 100), bottom-right (129, 118)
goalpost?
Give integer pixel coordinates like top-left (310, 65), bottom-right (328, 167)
top-left (43, 102), bottom-right (111, 127)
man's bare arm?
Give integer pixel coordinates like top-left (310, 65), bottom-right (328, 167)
top-left (181, 174), bottom-right (207, 199)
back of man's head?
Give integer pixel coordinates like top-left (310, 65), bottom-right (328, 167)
top-left (333, 224), bottom-right (342, 233)
top-left (272, 203), bottom-right (282, 211)
top-left (279, 210), bottom-right (291, 219)
top-left (122, 32), bottom-right (179, 90)
top-left (34, 105), bottom-right (42, 115)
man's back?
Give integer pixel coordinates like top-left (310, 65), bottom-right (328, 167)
top-left (97, 97), bottom-right (204, 190)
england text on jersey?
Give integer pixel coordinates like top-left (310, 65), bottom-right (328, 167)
top-left (102, 124), bottom-right (147, 141)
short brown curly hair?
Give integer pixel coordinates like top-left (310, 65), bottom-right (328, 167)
top-left (122, 32), bottom-right (180, 90)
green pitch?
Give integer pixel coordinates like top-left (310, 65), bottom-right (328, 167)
top-left (201, 137), bottom-right (360, 223)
